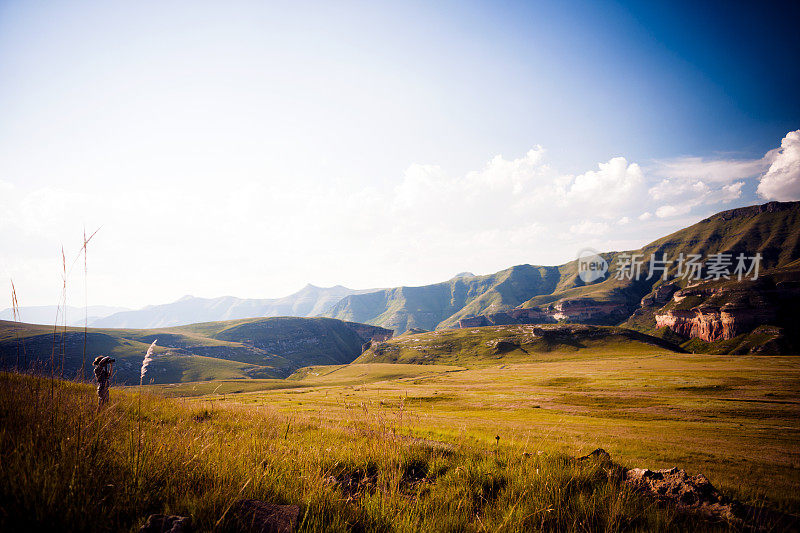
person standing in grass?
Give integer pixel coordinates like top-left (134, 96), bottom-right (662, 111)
top-left (92, 356), bottom-right (114, 407)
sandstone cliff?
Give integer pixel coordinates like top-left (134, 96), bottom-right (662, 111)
top-left (653, 274), bottom-right (800, 345)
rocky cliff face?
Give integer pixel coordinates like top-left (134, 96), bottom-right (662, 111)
top-left (342, 322), bottom-right (394, 343)
top-left (654, 304), bottom-right (775, 341)
top-left (654, 278), bottom-right (799, 342)
top-left (548, 298), bottom-right (629, 322)
top-left (455, 298), bottom-right (628, 328)
top-left (640, 282), bottom-right (680, 307)
top-left (457, 307), bottom-right (549, 328)
top-left (454, 269), bottom-right (800, 355)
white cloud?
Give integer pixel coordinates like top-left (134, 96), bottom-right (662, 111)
top-left (655, 204), bottom-right (691, 218)
top-left (757, 130), bottom-right (800, 201)
top-left (649, 179), bottom-right (710, 201)
top-left (5, 135), bottom-right (791, 308)
top-left (569, 220), bottom-right (610, 235)
top-left (646, 130), bottom-right (799, 209)
top-left (650, 155), bottom-right (769, 183)
top-left (647, 176), bottom-right (744, 219)
top-left (562, 157), bottom-right (644, 215)
top-left (720, 181), bottom-right (744, 202)
top-left (466, 147), bottom-right (547, 194)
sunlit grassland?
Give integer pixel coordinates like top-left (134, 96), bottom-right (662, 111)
top-left (204, 355), bottom-right (800, 515)
top-left (2, 352), bottom-right (798, 531)
top-left (150, 364), bottom-right (466, 397)
top-left (0, 371), bottom-right (714, 532)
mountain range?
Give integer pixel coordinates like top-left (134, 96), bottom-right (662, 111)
top-left (0, 305), bottom-right (129, 327)
top-left (78, 284), bottom-right (377, 329)
top-left (325, 202), bottom-right (798, 334)
top-left (4, 201), bottom-right (799, 355)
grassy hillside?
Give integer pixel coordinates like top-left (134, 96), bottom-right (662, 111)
top-left (0, 316), bottom-right (391, 384)
top-left (524, 200), bottom-right (800, 310)
top-left (180, 316), bottom-right (390, 366)
top-left (355, 324), bottom-right (683, 366)
top-left (323, 201), bottom-right (800, 335)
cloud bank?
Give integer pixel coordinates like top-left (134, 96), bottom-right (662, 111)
top-left (2, 130), bottom-right (798, 308)
top-left (757, 130), bottom-right (800, 201)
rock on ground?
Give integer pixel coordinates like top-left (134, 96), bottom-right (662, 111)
top-left (139, 514), bottom-right (192, 533)
top-left (578, 448), bottom-right (612, 464)
top-left (625, 467), bottom-right (742, 523)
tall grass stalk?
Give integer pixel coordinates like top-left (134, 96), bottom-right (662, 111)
top-left (75, 227), bottom-right (99, 505)
top-left (79, 226), bottom-right (99, 382)
top-left (9, 279), bottom-right (25, 369)
top-left (136, 340), bottom-right (158, 485)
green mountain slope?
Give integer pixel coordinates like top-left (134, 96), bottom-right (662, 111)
top-left (354, 324), bottom-right (683, 366)
top-left (325, 201), bottom-right (800, 342)
top-left (522, 200), bottom-right (800, 309)
top-left (0, 317), bottom-right (392, 384)
top-left (324, 265), bottom-right (560, 333)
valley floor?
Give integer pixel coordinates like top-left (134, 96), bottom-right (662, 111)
top-left (188, 354), bottom-right (800, 514)
top-left (2, 350), bottom-right (798, 531)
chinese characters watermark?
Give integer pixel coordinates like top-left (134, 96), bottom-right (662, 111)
top-left (611, 252), bottom-right (762, 282)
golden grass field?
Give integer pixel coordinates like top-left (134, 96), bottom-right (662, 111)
top-left (191, 353), bottom-right (800, 513)
top-left (2, 348), bottom-right (798, 531)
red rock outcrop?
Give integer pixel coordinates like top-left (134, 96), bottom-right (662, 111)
top-left (656, 308), bottom-right (728, 341)
top-left (654, 285), bottom-right (782, 342)
top-left (509, 307), bottom-right (549, 321)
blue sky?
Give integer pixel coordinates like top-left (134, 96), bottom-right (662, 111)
top-left (1, 0), bottom-right (798, 309)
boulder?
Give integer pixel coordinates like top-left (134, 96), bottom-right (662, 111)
top-left (230, 499), bottom-right (300, 533)
top-left (139, 514), bottom-right (191, 533)
top-left (625, 467), bottom-right (742, 523)
top-left (578, 448), bottom-right (612, 464)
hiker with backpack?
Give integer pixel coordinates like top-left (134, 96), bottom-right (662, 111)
top-left (92, 356), bottom-right (114, 407)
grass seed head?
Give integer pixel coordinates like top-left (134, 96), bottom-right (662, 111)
top-left (140, 340), bottom-right (158, 384)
